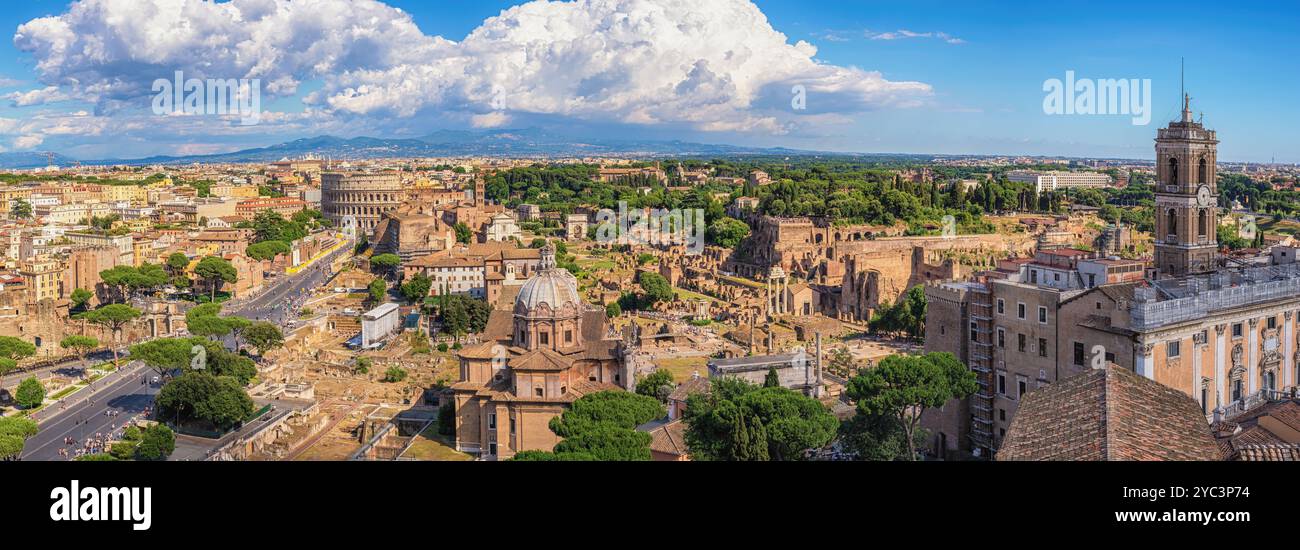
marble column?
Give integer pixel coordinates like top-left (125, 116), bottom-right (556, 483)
top-left (1215, 324), bottom-right (1227, 411)
top-left (1192, 335), bottom-right (1204, 403)
top-left (1248, 318), bottom-right (1260, 394)
top-left (1285, 312), bottom-right (1295, 388)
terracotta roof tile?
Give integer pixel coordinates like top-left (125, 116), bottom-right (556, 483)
top-left (1235, 444), bottom-right (1300, 461)
top-left (668, 376), bottom-right (710, 402)
top-left (647, 420), bottom-right (688, 456)
top-left (998, 365), bottom-right (1221, 461)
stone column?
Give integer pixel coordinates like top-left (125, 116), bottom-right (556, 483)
top-left (1215, 324), bottom-right (1227, 411)
top-left (1248, 318), bottom-right (1260, 394)
top-left (780, 276), bottom-right (788, 315)
top-left (1285, 312), bottom-right (1295, 388)
top-left (1192, 333), bottom-right (1204, 402)
top-left (765, 280), bottom-right (772, 321)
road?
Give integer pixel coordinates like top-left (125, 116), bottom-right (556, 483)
top-left (20, 361), bottom-right (158, 461)
top-left (18, 240), bottom-right (354, 460)
top-left (224, 240), bottom-right (352, 328)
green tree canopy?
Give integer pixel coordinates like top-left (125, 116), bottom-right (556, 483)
top-left (431, 295), bottom-right (491, 338)
top-left (99, 264), bottom-right (168, 301)
top-left (130, 337), bottom-right (257, 384)
top-left (187, 315), bottom-right (234, 339)
top-left (549, 391), bottom-right (665, 438)
top-left (245, 240), bottom-right (291, 261)
top-left (764, 366), bottom-right (781, 388)
top-left (400, 272), bottom-right (432, 303)
top-left (0, 335), bottom-right (37, 363)
top-left (70, 287), bottom-right (94, 312)
top-left (706, 216), bottom-right (751, 248)
top-left (367, 278), bottom-right (387, 305)
top-left (15, 377), bottom-right (44, 409)
top-left (252, 210), bottom-right (309, 244)
top-left (369, 253), bottom-right (401, 276)
top-left (868, 285), bottom-right (927, 339)
top-left (155, 371), bottom-right (255, 431)
top-left (133, 424), bottom-right (176, 461)
top-left (0, 336), bottom-right (34, 376)
top-left (244, 321), bottom-right (284, 356)
top-left (453, 222), bottom-right (472, 244)
top-left (636, 271), bottom-right (675, 308)
top-left (186, 302), bottom-right (223, 323)
top-left (166, 252), bottom-right (191, 275)
top-left (60, 335), bottom-right (100, 363)
top-left (80, 304), bottom-right (141, 364)
top-left (635, 369), bottom-right (676, 403)
top-left (194, 256), bottom-right (237, 301)
top-left (684, 377), bottom-right (837, 461)
top-left (0, 416), bottom-right (38, 439)
top-left (512, 391), bottom-right (665, 461)
top-left (844, 352), bottom-right (978, 461)
top-left (10, 198), bottom-right (32, 219)
top-left (0, 418), bottom-right (37, 460)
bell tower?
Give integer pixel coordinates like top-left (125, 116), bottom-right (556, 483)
top-left (1153, 94), bottom-right (1219, 277)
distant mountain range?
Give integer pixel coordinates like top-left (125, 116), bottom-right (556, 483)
top-left (0, 128), bottom-right (822, 169)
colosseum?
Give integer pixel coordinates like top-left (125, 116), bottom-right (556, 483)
top-left (321, 171), bottom-right (404, 234)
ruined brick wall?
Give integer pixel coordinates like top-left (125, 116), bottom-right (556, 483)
top-left (834, 235), bottom-right (1037, 322)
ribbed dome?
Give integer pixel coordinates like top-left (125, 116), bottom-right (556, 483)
top-left (516, 268), bottom-right (580, 312)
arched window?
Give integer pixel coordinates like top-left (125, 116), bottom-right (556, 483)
top-left (1168, 157), bottom-right (1179, 185)
top-left (1198, 210), bottom-right (1208, 238)
top-left (1198, 157), bottom-right (1207, 184)
top-left (1167, 209), bottom-right (1178, 237)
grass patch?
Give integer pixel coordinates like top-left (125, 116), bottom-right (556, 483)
top-left (402, 423), bottom-right (472, 461)
top-left (578, 258), bottom-right (616, 271)
top-left (49, 385), bottom-right (80, 400)
top-left (718, 275), bottom-right (764, 289)
top-left (674, 287), bottom-right (714, 302)
top-left (653, 356), bottom-right (710, 382)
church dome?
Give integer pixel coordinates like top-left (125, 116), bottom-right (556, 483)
top-left (516, 269), bottom-right (580, 312)
top-left (516, 244), bottom-right (580, 313)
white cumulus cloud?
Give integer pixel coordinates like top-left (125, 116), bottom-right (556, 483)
top-left (4, 86), bottom-right (71, 107)
top-left (13, 134), bottom-right (45, 150)
top-left (867, 29), bottom-right (965, 44)
top-left (13, 0), bottom-right (933, 137)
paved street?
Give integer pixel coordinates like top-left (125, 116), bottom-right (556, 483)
top-left (20, 361), bottom-right (158, 461)
top-left (18, 241), bottom-right (353, 460)
top-left (224, 240), bottom-right (351, 327)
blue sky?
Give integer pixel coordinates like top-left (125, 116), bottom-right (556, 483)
top-left (0, 0), bottom-right (1295, 162)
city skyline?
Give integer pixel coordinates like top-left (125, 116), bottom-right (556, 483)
top-left (0, 0), bottom-right (1292, 162)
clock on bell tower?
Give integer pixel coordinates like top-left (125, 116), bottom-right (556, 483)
top-left (1153, 94), bottom-right (1219, 278)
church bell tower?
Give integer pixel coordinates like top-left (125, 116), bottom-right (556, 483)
top-left (1153, 94), bottom-right (1219, 278)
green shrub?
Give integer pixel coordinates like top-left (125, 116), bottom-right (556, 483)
top-left (383, 366), bottom-right (408, 383)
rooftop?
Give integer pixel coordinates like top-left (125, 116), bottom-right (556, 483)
top-left (998, 364), bottom-right (1222, 461)
top-left (1132, 263), bottom-right (1300, 330)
